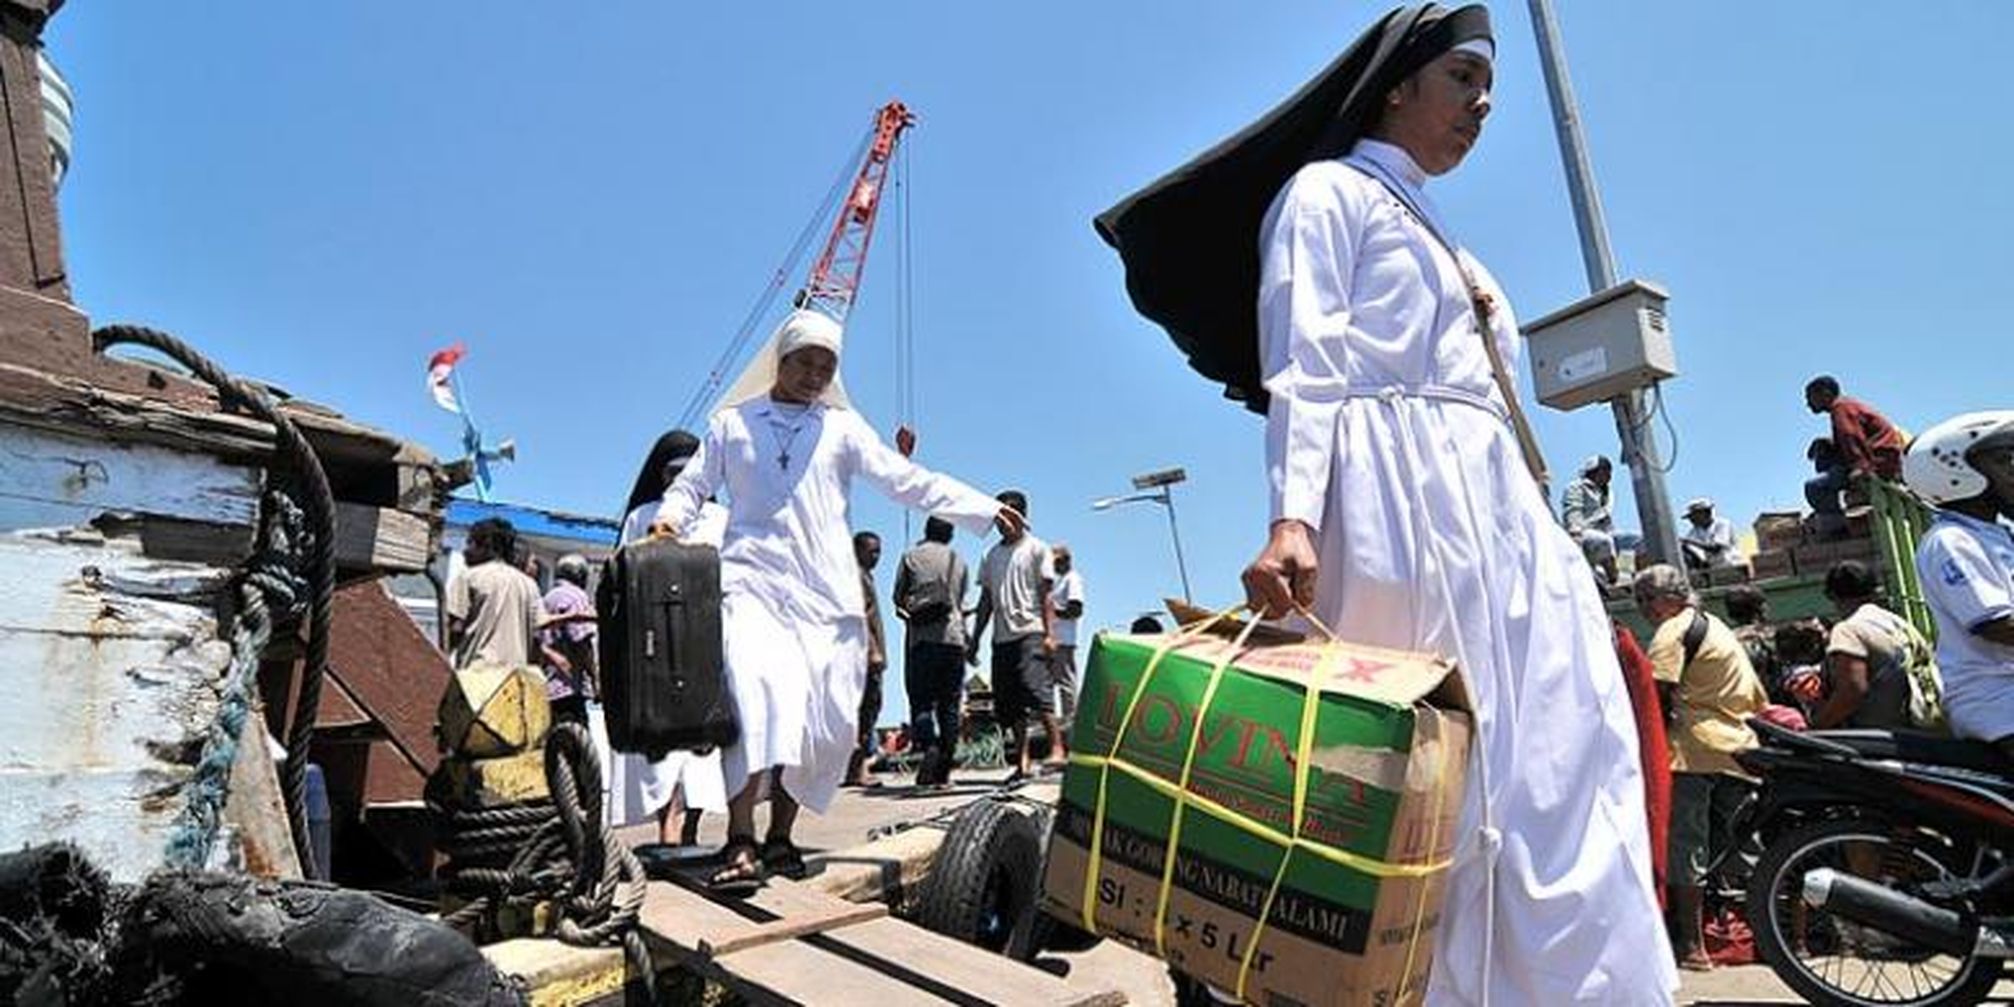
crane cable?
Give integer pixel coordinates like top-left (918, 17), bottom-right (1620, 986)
top-left (676, 129), bottom-right (874, 431)
top-left (895, 136), bottom-right (917, 542)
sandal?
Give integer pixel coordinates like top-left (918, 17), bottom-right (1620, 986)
top-left (760, 835), bottom-right (808, 881)
top-left (709, 835), bottom-right (766, 896)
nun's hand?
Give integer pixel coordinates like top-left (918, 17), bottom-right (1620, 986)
top-left (647, 519), bottom-right (680, 541)
top-left (994, 504), bottom-right (1028, 538)
top-left (1243, 519), bottom-right (1318, 620)
top-left (894, 424), bottom-right (916, 458)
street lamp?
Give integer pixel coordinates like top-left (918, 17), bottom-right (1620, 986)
top-left (1092, 467), bottom-right (1193, 603)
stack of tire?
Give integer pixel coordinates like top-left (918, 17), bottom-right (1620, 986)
top-left (905, 797), bottom-right (1102, 962)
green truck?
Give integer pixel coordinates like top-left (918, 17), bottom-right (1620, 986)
top-left (1608, 479), bottom-right (1937, 642)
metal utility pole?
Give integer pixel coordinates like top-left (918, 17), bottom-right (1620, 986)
top-left (1527, 0), bottom-right (1684, 570)
top-left (1092, 467), bottom-right (1194, 603)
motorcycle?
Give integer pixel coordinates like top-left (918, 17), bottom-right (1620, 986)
top-left (1733, 718), bottom-right (2013, 1006)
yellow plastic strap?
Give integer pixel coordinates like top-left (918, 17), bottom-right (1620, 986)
top-left (1079, 605), bottom-right (1245, 933)
top-left (1064, 752), bottom-right (1450, 880)
top-left (1234, 638), bottom-right (1338, 1000)
top-left (1395, 711), bottom-right (1454, 1003)
top-left (1150, 615), bottom-right (1264, 956)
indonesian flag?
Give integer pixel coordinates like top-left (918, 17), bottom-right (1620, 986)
top-left (426, 343), bottom-right (466, 413)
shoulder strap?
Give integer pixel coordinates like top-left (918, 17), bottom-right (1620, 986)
top-left (1682, 608), bottom-right (1710, 670)
top-left (1345, 161), bottom-right (1549, 488)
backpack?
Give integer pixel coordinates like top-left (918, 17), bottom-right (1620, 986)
top-left (1885, 613), bottom-right (1947, 733)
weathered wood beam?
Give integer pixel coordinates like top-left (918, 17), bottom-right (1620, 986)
top-left (0, 530), bottom-right (235, 883)
top-left (333, 501), bottom-right (433, 573)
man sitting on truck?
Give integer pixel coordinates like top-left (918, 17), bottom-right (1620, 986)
top-left (1804, 376), bottom-right (1905, 539)
top-left (1680, 498), bottom-right (1740, 572)
top-left (1563, 455), bottom-right (1638, 585)
top-left (1905, 411), bottom-right (2014, 758)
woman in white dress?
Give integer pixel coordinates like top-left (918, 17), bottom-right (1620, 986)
top-left (610, 429), bottom-right (729, 845)
top-left (654, 309), bottom-right (1018, 891)
top-left (1097, 5), bottom-right (1676, 1003)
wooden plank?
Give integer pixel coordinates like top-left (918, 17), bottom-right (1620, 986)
top-left (816, 917), bottom-right (1128, 1007)
top-left (484, 939), bottom-right (629, 1007)
top-left (222, 695), bottom-right (304, 880)
top-left (0, 361), bottom-right (271, 460)
top-left (0, 422), bottom-right (262, 533)
top-left (636, 878), bottom-right (887, 961)
top-left (334, 501), bottom-right (432, 573)
top-left (698, 938), bottom-right (964, 1007)
top-left (0, 531), bottom-right (235, 883)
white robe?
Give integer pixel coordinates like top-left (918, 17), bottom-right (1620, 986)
top-left (660, 396), bottom-right (999, 813)
top-left (605, 501), bottom-right (731, 827)
top-left (1261, 139), bottom-right (1676, 1005)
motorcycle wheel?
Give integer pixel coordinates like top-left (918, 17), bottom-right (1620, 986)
top-left (1746, 817), bottom-right (2004, 1007)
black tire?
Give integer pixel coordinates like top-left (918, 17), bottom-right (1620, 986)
top-left (910, 798), bottom-right (1043, 954)
top-left (1746, 817), bottom-right (2004, 1007)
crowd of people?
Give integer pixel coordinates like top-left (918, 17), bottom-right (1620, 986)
top-left (1564, 374), bottom-right (1911, 588)
top-left (427, 4), bottom-right (2014, 1001)
top-left (1607, 408), bottom-right (2014, 975)
top-left (440, 308), bottom-right (1092, 893)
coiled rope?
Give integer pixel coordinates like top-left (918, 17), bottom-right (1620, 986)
top-left (433, 722), bottom-right (653, 1000)
top-left (93, 324), bottom-right (337, 880)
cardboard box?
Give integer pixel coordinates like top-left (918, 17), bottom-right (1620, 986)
top-left (1754, 512), bottom-right (1804, 553)
top-left (1751, 549), bottom-right (1796, 581)
top-left (1707, 562), bottom-right (1754, 588)
top-left (1795, 536), bottom-right (1879, 577)
top-left (1041, 630), bottom-right (1469, 1007)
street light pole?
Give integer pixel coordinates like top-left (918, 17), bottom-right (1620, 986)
top-left (1157, 485), bottom-right (1194, 603)
top-left (1092, 467), bottom-right (1195, 604)
top-left (1527, 0), bottom-right (1685, 570)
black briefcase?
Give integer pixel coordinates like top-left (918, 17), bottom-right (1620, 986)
top-left (596, 538), bottom-right (735, 758)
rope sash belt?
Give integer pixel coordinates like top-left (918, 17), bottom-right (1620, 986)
top-left (1346, 381), bottom-right (1508, 424)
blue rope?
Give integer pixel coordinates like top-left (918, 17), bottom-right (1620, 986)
top-left (162, 494), bottom-right (310, 870)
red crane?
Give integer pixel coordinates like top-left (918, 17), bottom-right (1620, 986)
top-left (797, 100), bottom-right (915, 323)
top-left (679, 100), bottom-right (921, 447)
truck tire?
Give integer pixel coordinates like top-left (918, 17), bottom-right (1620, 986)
top-left (910, 798), bottom-right (1043, 954)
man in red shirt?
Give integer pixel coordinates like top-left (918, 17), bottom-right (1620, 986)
top-left (1804, 375), bottom-right (1904, 537)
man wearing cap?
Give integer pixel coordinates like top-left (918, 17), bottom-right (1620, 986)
top-left (655, 309), bottom-right (1021, 893)
top-left (1680, 497), bottom-right (1740, 572)
top-left (1097, 4), bottom-right (1674, 1002)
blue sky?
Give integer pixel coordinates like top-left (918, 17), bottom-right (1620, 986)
top-left (50, 4), bottom-right (2013, 721)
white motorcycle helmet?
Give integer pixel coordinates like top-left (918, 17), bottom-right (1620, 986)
top-left (1902, 410), bottom-right (2014, 505)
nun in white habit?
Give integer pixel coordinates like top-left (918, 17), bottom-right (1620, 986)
top-left (1098, 5), bottom-right (1675, 1004)
top-left (654, 309), bottom-right (1016, 891)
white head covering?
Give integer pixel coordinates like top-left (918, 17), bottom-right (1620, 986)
top-left (715, 309), bottom-right (853, 411)
top-left (1578, 455), bottom-right (1609, 477)
top-left (1685, 497), bottom-right (1713, 514)
top-left (1452, 38), bottom-right (1494, 63)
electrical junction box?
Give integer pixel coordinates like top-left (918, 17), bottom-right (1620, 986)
top-left (1522, 278), bottom-right (1676, 411)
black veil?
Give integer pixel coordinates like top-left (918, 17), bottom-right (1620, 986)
top-left (1093, 4), bottom-right (1491, 413)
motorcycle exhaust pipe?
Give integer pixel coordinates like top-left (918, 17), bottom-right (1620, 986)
top-left (1803, 868), bottom-right (2013, 959)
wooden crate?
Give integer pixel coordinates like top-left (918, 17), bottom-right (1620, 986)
top-left (1708, 562), bottom-right (1754, 587)
top-left (1751, 549), bottom-right (1797, 581)
top-left (1754, 511), bottom-right (1805, 553)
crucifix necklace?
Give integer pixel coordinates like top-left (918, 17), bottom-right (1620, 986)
top-left (767, 410), bottom-right (810, 470)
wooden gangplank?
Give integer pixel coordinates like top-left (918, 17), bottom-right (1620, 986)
top-left (487, 874), bottom-right (1126, 1007)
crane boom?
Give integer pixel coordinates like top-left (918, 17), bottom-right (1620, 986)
top-left (797, 101), bottom-right (914, 322)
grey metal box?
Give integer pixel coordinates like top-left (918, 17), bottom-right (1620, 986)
top-left (1521, 278), bottom-right (1675, 411)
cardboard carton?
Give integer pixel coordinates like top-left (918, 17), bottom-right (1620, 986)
top-left (1041, 629), bottom-right (1469, 1007)
top-left (1754, 512), bottom-right (1804, 553)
